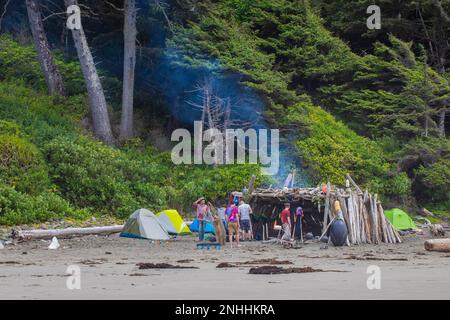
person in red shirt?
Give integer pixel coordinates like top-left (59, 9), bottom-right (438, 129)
top-left (280, 203), bottom-right (292, 241)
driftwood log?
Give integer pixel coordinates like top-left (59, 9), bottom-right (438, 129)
top-left (12, 225), bottom-right (124, 241)
top-left (424, 239), bottom-right (450, 252)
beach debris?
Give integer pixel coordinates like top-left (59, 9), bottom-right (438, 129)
top-left (429, 224), bottom-right (446, 237)
top-left (136, 263), bottom-right (198, 269)
top-left (217, 259), bottom-right (293, 268)
top-left (425, 239), bottom-right (450, 252)
top-left (177, 259), bottom-right (194, 263)
top-left (419, 208), bottom-right (434, 217)
top-left (248, 266), bottom-right (344, 275)
top-left (344, 255), bottom-right (408, 261)
top-left (48, 237), bottom-right (60, 250)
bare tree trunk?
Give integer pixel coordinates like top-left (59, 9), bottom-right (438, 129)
top-left (65, 0), bottom-right (114, 145)
top-left (26, 0), bottom-right (65, 96)
top-left (120, 0), bottom-right (137, 141)
top-left (439, 109), bottom-right (446, 138)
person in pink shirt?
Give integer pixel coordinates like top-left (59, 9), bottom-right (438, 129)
top-left (193, 197), bottom-right (210, 241)
top-left (226, 203), bottom-right (240, 248)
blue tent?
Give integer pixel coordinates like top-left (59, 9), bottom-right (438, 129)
top-left (189, 219), bottom-right (215, 234)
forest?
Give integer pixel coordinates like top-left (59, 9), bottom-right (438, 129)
top-left (0, 0), bottom-right (448, 226)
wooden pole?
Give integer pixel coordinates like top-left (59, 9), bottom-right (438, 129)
top-left (346, 174), bottom-right (363, 194)
top-left (322, 182), bottom-right (331, 234)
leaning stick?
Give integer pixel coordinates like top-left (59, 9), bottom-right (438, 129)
top-left (319, 216), bottom-right (337, 241)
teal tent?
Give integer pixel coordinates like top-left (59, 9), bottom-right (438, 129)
top-left (189, 219), bottom-right (215, 234)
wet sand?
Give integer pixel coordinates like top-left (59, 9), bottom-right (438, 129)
top-left (1, 234), bottom-right (449, 300)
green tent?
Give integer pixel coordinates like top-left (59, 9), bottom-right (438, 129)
top-left (384, 208), bottom-right (416, 230)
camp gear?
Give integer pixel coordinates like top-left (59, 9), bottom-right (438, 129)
top-left (330, 219), bottom-right (347, 246)
top-left (156, 210), bottom-right (191, 235)
top-left (384, 208), bottom-right (416, 230)
top-left (196, 242), bottom-right (222, 251)
top-left (120, 209), bottom-right (170, 240)
top-left (48, 237), bottom-right (60, 250)
top-left (189, 219), bottom-right (215, 234)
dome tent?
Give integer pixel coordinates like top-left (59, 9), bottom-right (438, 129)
top-left (156, 209), bottom-right (191, 235)
top-left (384, 208), bottom-right (416, 230)
top-left (120, 209), bottom-right (170, 240)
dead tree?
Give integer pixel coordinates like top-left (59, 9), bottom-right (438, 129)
top-left (119, 0), bottom-right (137, 141)
top-left (65, 0), bottom-right (115, 145)
top-left (26, 0), bottom-right (65, 96)
top-left (187, 80), bottom-right (259, 166)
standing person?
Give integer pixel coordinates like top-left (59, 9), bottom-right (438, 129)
top-left (193, 197), bottom-right (209, 241)
top-left (294, 206), bottom-right (304, 241)
top-left (280, 203), bottom-right (292, 241)
top-left (238, 199), bottom-right (253, 241)
top-left (226, 203), bottom-right (240, 248)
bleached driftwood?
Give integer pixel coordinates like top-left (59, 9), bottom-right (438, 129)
top-left (424, 239), bottom-right (450, 252)
top-left (12, 225), bottom-right (124, 241)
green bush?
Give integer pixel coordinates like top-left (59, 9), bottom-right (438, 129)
top-left (415, 158), bottom-right (450, 204)
top-left (43, 136), bottom-right (168, 218)
top-left (383, 173), bottom-right (412, 197)
top-left (288, 102), bottom-right (389, 186)
top-left (0, 132), bottom-right (49, 194)
top-left (0, 185), bottom-right (89, 225)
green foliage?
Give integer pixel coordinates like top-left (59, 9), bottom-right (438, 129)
top-left (0, 127), bottom-right (49, 195)
top-left (43, 136), bottom-right (167, 218)
top-left (0, 35), bottom-right (84, 95)
top-left (287, 102), bottom-right (389, 186)
top-left (0, 185), bottom-right (89, 226)
top-left (319, 36), bottom-right (450, 139)
top-left (415, 157), bottom-right (450, 204)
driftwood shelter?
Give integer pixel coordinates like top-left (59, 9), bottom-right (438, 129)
top-left (247, 175), bottom-right (402, 245)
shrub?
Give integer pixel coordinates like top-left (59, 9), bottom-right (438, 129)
top-left (289, 102), bottom-right (389, 186)
top-left (43, 136), bottom-right (168, 217)
top-left (415, 158), bottom-right (450, 205)
top-left (0, 133), bottom-right (49, 194)
top-left (0, 185), bottom-right (89, 226)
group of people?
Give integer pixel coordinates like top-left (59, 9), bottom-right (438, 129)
top-left (192, 197), bottom-right (306, 247)
top-left (192, 197), bottom-right (253, 248)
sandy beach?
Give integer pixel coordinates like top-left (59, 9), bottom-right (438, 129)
top-left (1, 233), bottom-right (449, 300)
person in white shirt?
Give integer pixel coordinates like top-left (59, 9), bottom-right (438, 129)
top-left (238, 200), bottom-right (253, 241)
